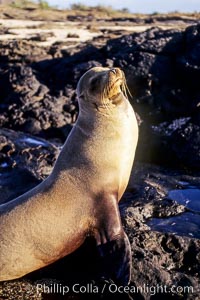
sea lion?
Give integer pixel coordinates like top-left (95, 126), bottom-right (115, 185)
top-left (0, 67), bottom-right (138, 284)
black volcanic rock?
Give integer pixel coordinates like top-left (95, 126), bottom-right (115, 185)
top-left (0, 128), bottom-right (59, 203)
top-left (1, 15), bottom-right (200, 300)
top-left (170, 120), bottom-right (200, 169)
top-left (0, 24), bottom-right (200, 168)
top-left (0, 133), bottom-right (200, 299)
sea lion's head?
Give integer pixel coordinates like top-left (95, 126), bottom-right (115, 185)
top-left (76, 67), bottom-right (130, 111)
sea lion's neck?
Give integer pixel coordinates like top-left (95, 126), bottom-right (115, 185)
top-left (52, 96), bottom-right (135, 180)
top-left (78, 96), bottom-right (130, 122)
top-left (77, 109), bottom-right (122, 134)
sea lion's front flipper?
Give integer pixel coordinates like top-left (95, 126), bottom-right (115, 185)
top-left (93, 196), bottom-right (132, 286)
top-left (96, 230), bottom-right (132, 286)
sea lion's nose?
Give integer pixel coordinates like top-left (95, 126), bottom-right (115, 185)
top-left (110, 68), bottom-right (117, 74)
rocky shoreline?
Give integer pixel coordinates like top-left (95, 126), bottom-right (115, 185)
top-left (0, 19), bottom-right (200, 169)
top-left (0, 11), bottom-right (200, 300)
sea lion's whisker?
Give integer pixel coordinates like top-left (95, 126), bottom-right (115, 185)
top-left (100, 86), bottom-right (109, 114)
top-left (125, 81), bottom-right (132, 98)
top-left (122, 72), bottom-right (132, 99)
top-left (123, 83), bottom-right (128, 99)
top-left (101, 84), bottom-right (112, 114)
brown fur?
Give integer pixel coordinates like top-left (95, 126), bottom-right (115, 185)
top-left (0, 67), bottom-right (138, 281)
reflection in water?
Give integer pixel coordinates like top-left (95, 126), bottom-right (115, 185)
top-left (148, 187), bottom-right (200, 239)
top-left (148, 212), bottom-right (200, 239)
top-left (0, 162), bottom-right (9, 168)
top-left (21, 137), bottom-right (47, 146)
top-left (168, 188), bottom-right (200, 212)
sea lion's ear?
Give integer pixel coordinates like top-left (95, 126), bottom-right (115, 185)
top-left (78, 92), bottom-right (85, 100)
top-left (89, 77), bottom-right (100, 92)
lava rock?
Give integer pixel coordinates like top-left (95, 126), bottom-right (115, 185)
top-left (1, 24), bottom-right (200, 166)
top-left (0, 128), bottom-right (59, 204)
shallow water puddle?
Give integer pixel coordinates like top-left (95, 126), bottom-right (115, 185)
top-left (21, 137), bottom-right (47, 146)
top-left (168, 188), bottom-right (200, 212)
top-left (0, 162), bottom-right (9, 168)
top-left (148, 187), bottom-right (200, 239)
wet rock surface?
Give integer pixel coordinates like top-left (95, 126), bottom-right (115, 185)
top-left (0, 14), bottom-right (200, 300)
top-left (122, 164), bottom-right (200, 300)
